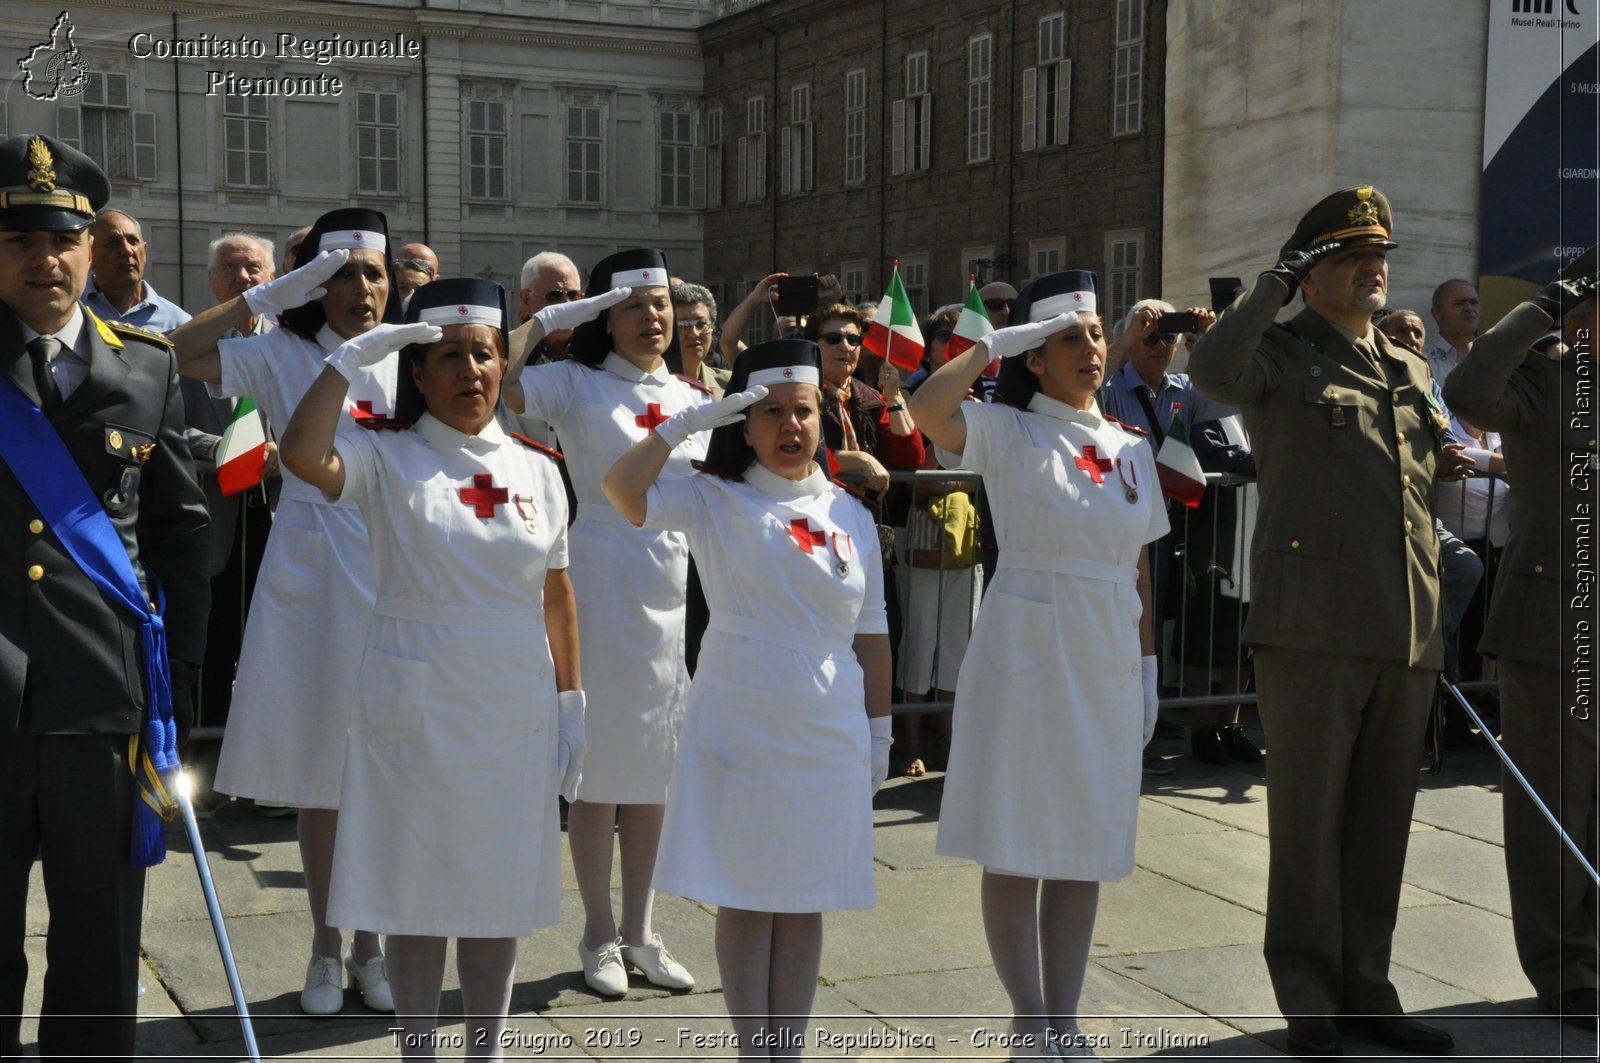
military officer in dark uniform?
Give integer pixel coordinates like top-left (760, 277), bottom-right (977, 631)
top-left (1188, 187), bottom-right (1457, 1057)
top-left (1444, 245), bottom-right (1599, 1027)
top-left (0, 135), bottom-right (209, 1059)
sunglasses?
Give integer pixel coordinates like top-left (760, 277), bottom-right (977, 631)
top-left (982, 298), bottom-right (1014, 314)
top-left (542, 288), bottom-right (583, 303)
top-left (932, 329), bottom-right (954, 342)
top-left (820, 331), bottom-right (863, 347)
top-left (393, 258), bottom-right (435, 276)
top-left (676, 319), bottom-right (715, 334)
top-left (1143, 333), bottom-right (1181, 346)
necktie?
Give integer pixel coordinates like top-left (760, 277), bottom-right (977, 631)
top-left (27, 335), bottom-right (61, 415)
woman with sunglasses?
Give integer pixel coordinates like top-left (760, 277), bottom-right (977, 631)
top-left (805, 303), bottom-right (924, 496)
top-left (912, 271), bottom-right (1167, 1057)
top-left (171, 208), bottom-right (400, 1014)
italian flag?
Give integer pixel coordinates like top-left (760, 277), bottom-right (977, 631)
top-left (217, 397), bottom-right (268, 496)
top-left (863, 263), bottom-right (925, 372)
top-left (1155, 403), bottom-right (1206, 508)
top-left (946, 280), bottom-right (998, 376)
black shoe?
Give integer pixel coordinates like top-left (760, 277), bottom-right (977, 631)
top-left (1190, 724), bottom-right (1229, 765)
top-left (1285, 1017), bottom-right (1341, 1056)
top-left (1338, 1015), bottom-right (1454, 1053)
top-left (1152, 717), bottom-right (1183, 739)
top-left (1142, 753), bottom-right (1175, 776)
top-left (1218, 723), bottom-right (1262, 762)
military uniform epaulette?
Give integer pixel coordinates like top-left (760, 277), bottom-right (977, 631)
top-left (1105, 414), bottom-right (1148, 437)
top-left (103, 318), bottom-right (174, 348)
top-left (354, 415), bottom-right (411, 431)
top-left (509, 431), bottom-right (564, 461)
top-left (675, 373), bottom-right (715, 396)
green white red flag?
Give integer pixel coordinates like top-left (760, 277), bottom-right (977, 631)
top-left (946, 280), bottom-right (998, 376)
top-left (216, 397), bottom-right (268, 496)
top-left (1155, 403), bottom-right (1206, 507)
top-left (863, 263), bottom-right (925, 372)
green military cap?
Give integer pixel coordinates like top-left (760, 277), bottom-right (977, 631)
top-left (0, 133), bottom-right (110, 232)
top-left (1282, 185), bottom-right (1398, 257)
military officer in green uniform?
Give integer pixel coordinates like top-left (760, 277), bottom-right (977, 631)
top-left (1187, 187), bottom-right (1458, 1057)
top-left (0, 135), bottom-right (209, 1059)
top-left (1443, 245), bottom-right (1598, 1027)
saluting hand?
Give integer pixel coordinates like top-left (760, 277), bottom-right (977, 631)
top-left (534, 285), bottom-right (631, 335)
top-left (981, 311), bottom-right (1079, 360)
top-left (243, 248), bottom-right (350, 316)
top-left (1270, 240), bottom-right (1343, 300)
top-left (324, 322), bottom-right (444, 381)
top-left (654, 385), bottom-right (769, 449)
top-left (1532, 242), bottom-right (1598, 319)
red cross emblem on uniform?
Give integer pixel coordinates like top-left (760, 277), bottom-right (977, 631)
top-left (459, 473), bottom-right (509, 518)
top-left (1074, 445), bottom-right (1112, 484)
top-left (635, 403), bottom-right (670, 431)
top-left (456, 305), bottom-right (469, 316)
top-left (789, 519), bottom-right (827, 554)
top-left (349, 399), bottom-right (387, 420)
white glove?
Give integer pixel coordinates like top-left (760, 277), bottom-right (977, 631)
top-left (655, 386), bottom-right (769, 449)
top-left (1141, 655), bottom-right (1160, 745)
top-left (557, 689), bottom-right (586, 802)
top-left (324, 322), bottom-right (442, 382)
top-left (533, 286), bottom-right (632, 336)
top-left (870, 716), bottom-right (893, 794)
top-left (242, 248), bottom-right (350, 316)
top-left (980, 311), bottom-right (1079, 360)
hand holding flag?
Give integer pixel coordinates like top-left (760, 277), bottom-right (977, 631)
top-left (862, 262), bottom-right (926, 372)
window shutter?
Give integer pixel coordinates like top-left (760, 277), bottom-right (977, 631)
top-left (708, 144), bottom-right (723, 208)
top-left (57, 106), bottom-right (81, 148)
top-left (1055, 60), bottom-right (1071, 146)
top-left (737, 136), bottom-right (748, 202)
top-left (891, 98), bottom-right (905, 175)
top-left (1020, 68), bottom-right (1036, 152)
top-left (779, 124), bottom-right (791, 195)
top-left (802, 121), bottom-right (814, 192)
top-left (918, 96), bottom-right (932, 171)
top-left (754, 131), bottom-right (766, 199)
top-left (132, 110), bottom-right (157, 180)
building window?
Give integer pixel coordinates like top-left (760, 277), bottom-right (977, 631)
top-left (565, 104), bottom-right (603, 205)
top-left (1029, 237), bottom-right (1064, 279)
top-left (844, 69), bottom-right (867, 186)
top-left (737, 96), bottom-right (767, 203)
top-left (467, 98), bottom-right (508, 200)
top-left (1106, 230), bottom-right (1143, 323)
top-left (780, 84), bottom-right (814, 195)
top-left (841, 260), bottom-right (867, 304)
top-left (703, 106), bottom-right (724, 208)
top-left (893, 51), bottom-right (932, 175)
top-left (224, 94), bottom-right (270, 189)
top-left (356, 90), bottom-right (400, 195)
top-left (962, 245), bottom-right (996, 288)
top-left (1022, 14), bottom-right (1071, 150)
top-left (900, 254), bottom-right (930, 315)
top-left (967, 35), bottom-right (992, 164)
top-left (659, 108), bottom-right (693, 208)
top-left (1113, 0), bottom-right (1145, 136)
top-left (58, 72), bottom-right (156, 181)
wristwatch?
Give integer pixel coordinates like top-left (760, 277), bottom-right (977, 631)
top-left (885, 403), bottom-right (906, 413)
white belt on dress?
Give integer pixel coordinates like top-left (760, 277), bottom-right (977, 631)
top-left (574, 502), bottom-right (632, 526)
top-left (705, 614), bottom-right (853, 659)
top-left (996, 550), bottom-right (1137, 586)
top-left (374, 595), bottom-right (546, 630)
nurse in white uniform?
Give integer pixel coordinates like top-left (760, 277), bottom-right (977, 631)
top-left (603, 339), bottom-right (893, 1059)
top-left (909, 271), bottom-right (1167, 1059)
top-left (280, 279), bottom-right (584, 1060)
top-left (501, 248), bottom-right (707, 996)
top-left (171, 207), bottom-right (400, 1014)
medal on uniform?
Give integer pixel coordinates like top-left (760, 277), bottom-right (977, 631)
top-left (513, 493), bottom-right (538, 532)
top-left (831, 531), bottom-right (853, 576)
top-left (1116, 458), bottom-right (1139, 504)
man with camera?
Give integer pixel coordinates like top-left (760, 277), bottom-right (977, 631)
top-left (1187, 186), bottom-right (1460, 1057)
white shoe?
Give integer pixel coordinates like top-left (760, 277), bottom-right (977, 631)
top-left (620, 933), bottom-right (694, 990)
top-left (300, 955), bottom-right (344, 1015)
top-left (345, 953), bottom-right (394, 1012)
top-left (1054, 1026), bottom-right (1100, 1059)
top-left (578, 936), bottom-right (628, 996)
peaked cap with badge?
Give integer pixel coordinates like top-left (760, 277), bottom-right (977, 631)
top-left (1281, 185), bottom-right (1398, 256)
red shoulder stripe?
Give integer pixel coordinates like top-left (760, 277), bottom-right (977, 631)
top-left (1104, 414), bottom-right (1148, 437)
top-left (675, 373), bottom-right (715, 396)
top-left (355, 417), bottom-right (412, 431)
top-left (510, 432), bottom-right (564, 460)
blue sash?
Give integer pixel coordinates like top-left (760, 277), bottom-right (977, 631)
top-left (0, 372), bottom-right (177, 867)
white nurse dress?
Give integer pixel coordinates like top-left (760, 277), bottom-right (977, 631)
top-left (516, 353), bottom-right (709, 804)
top-left (646, 464), bottom-right (887, 912)
top-left (325, 415), bottom-right (570, 937)
top-left (212, 325), bottom-right (398, 808)
top-left (935, 394), bottom-right (1168, 881)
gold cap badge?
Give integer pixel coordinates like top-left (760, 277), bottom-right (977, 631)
top-left (26, 136), bottom-right (57, 193)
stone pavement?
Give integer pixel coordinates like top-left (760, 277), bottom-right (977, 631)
top-left (17, 726), bottom-right (1599, 1061)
